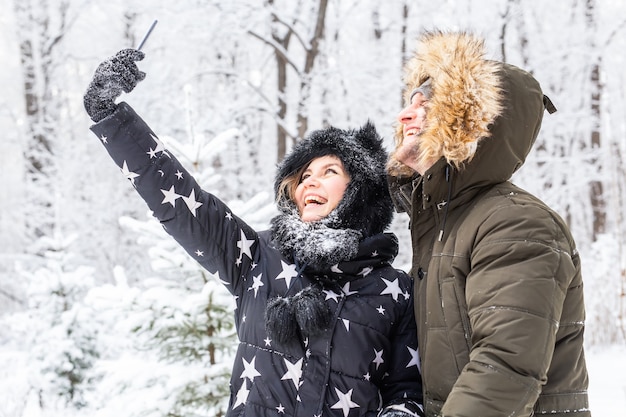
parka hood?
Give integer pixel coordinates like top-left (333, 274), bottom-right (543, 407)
top-left (388, 31), bottom-right (553, 190)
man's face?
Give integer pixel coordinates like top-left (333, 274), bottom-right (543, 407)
top-left (395, 91), bottom-right (438, 175)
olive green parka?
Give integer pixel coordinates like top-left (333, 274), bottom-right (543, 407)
top-left (388, 31), bottom-right (590, 417)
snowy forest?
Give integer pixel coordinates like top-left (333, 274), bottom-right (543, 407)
top-left (0, 0), bottom-right (625, 415)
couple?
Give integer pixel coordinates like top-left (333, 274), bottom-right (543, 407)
top-left (84, 30), bottom-right (590, 417)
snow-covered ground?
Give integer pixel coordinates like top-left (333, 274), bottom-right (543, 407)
top-left (586, 344), bottom-right (626, 415)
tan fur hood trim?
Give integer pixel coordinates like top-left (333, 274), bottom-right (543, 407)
top-left (389, 31), bottom-right (503, 176)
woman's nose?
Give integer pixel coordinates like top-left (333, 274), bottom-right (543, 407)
top-left (302, 176), bottom-right (319, 187)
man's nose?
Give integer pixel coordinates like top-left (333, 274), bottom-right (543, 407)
top-left (397, 106), bottom-right (415, 124)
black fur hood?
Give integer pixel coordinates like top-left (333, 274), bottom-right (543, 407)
top-left (270, 122), bottom-right (394, 269)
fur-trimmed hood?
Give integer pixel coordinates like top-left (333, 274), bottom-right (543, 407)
top-left (272, 122), bottom-right (393, 245)
top-left (388, 31), bottom-right (552, 190)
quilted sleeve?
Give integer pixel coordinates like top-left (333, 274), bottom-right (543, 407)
top-left (443, 202), bottom-right (576, 416)
top-left (90, 102), bottom-right (258, 294)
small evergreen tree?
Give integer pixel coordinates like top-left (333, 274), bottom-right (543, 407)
top-left (121, 214), bottom-right (238, 417)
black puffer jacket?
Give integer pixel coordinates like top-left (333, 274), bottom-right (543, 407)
top-left (91, 102), bottom-right (423, 417)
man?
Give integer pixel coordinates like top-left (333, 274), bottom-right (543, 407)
top-left (388, 30), bottom-right (591, 416)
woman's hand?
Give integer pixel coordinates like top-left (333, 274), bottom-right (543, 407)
top-left (83, 49), bottom-right (146, 122)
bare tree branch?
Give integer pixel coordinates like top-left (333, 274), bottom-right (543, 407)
top-left (247, 30), bottom-right (301, 75)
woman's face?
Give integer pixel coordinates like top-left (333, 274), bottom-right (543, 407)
top-left (294, 155), bottom-right (350, 222)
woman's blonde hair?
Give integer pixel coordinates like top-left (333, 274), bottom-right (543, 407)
top-left (276, 163), bottom-right (309, 207)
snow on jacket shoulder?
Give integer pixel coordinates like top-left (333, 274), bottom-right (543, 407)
top-left (90, 102), bottom-right (424, 417)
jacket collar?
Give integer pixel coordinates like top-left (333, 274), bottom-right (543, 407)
top-left (270, 209), bottom-right (398, 275)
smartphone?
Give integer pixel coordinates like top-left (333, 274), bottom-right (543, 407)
top-left (137, 20), bottom-right (158, 51)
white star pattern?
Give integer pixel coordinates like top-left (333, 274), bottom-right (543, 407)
top-left (380, 277), bottom-right (403, 301)
top-left (195, 249), bottom-right (204, 257)
top-left (237, 229), bottom-right (255, 262)
top-left (264, 337), bottom-right (272, 346)
top-left (175, 170), bottom-right (183, 179)
top-left (100, 134), bottom-right (108, 144)
top-left (371, 250), bottom-right (378, 257)
top-left (376, 305), bottom-right (386, 315)
top-left (341, 318), bottom-right (350, 331)
top-left (406, 346), bottom-right (420, 369)
top-left (120, 160), bottom-right (140, 185)
top-left (240, 356), bottom-right (261, 381)
top-left (358, 266), bottom-right (373, 276)
top-left (149, 133), bottom-right (166, 154)
top-left (146, 147), bottom-right (158, 158)
top-left (276, 404), bottom-right (285, 414)
top-left (275, 261), bottom-right (298, 289)
top-left (232, 382), bottom-right (249, 409)
top-left (182, 189), bottom-right (203, 217)
top-left (341, 282), bottom-right (358, 296)
top-left (323, 289), bottom-right (341, 303)
top-left (160, 185), bottom-right (179, 207)
top-left (363, 372), bottom-right (371, 381)
top-left (281, 358), bottom-right (303, 391)
top-left (330, 388), bottom-right (360, 417)
top-left (372, 348), bottom-right (384, 369)
top-left (225, 212), bottom-right (233, 220)
top-left (248, 274), bottom-right (264, 297)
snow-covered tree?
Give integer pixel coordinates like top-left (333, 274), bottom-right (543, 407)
top-left (0, 233), bottom-right (99, 412)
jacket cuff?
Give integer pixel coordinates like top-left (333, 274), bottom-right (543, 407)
top-left (378, 400), bottom-right (424, 417)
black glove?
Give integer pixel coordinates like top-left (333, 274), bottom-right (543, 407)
top-left (83, 49), bottom-right (146, 122)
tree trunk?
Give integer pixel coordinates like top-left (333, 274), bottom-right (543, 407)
top-left (296, 0), bottom-right (328, 141)
top-left (14, 0), bottom-right (58, 239)
top-left (586, 0), bottom-right (606, 239)
top-left (269, 0), bottom-right (291, 161)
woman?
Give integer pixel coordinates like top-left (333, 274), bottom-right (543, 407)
top-left (84, 49), bottom-right (424, 417)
